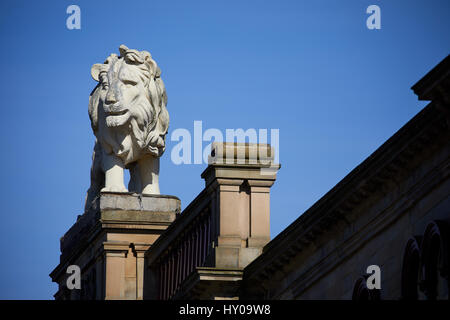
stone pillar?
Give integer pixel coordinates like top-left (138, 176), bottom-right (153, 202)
top-left (103, 241), bottom-right (129, 300)
top-left (132, 243), bottom-right (150, 300)
top-left (201, 142), bottom-right (279, 269)
top-left (50, 193), bottom-right (180, 300)
top-left (248, 179), bottom-right (273, 247)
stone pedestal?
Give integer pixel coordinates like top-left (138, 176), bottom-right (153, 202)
top-left (50, 192), bottom-right (180, 300)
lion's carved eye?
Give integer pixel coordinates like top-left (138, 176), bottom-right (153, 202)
top-left (122, 79), bottom-right (138, 86)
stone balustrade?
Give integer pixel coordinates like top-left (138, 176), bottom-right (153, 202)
top-left (144, 142), bottom-right (280, 300)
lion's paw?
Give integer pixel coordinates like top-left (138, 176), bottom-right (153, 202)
top-left (101, 185), bottom-right (128, 193)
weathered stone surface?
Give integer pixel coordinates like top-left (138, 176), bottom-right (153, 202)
top-left (51, 192), bottom-right (180, 300)
top-left (61, 193), bottom-right (180, 254)
top-left (96, 192), bottom-right (180, 215)
top-left (85, 45), bottom-right (169, 211)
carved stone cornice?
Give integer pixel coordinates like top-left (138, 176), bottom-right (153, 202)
top-left (173, 267), bottom-right (244, 300)
top-left (103, 241), bottom-right (130, 257)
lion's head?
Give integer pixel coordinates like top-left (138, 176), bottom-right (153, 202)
top-left (88, 45), bottom-right (169, 165)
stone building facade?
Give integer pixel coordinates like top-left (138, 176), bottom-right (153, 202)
top-left (50, 55), bottom-right (449, 300)
top-left (241, 55), bottom-right (450, 300)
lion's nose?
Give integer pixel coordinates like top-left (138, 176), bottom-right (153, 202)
top-left (105, 90), bottom-right (117, 104)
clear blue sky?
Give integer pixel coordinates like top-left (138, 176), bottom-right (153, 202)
top-left (0, 0), bottom-right (448, 299)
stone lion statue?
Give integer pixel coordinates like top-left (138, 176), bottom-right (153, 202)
top-left (85, 45), bottom-right (169, 211)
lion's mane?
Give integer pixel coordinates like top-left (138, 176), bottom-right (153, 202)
top-left (88, 45), bottom-right (169, 166)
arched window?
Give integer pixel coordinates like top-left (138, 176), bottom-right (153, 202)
top-left (401, 236), bottom-right (422, 300)
top-left (419, 220), bottom-right (449, 300)
top-left (352, 276), bottom-right (380, 301)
